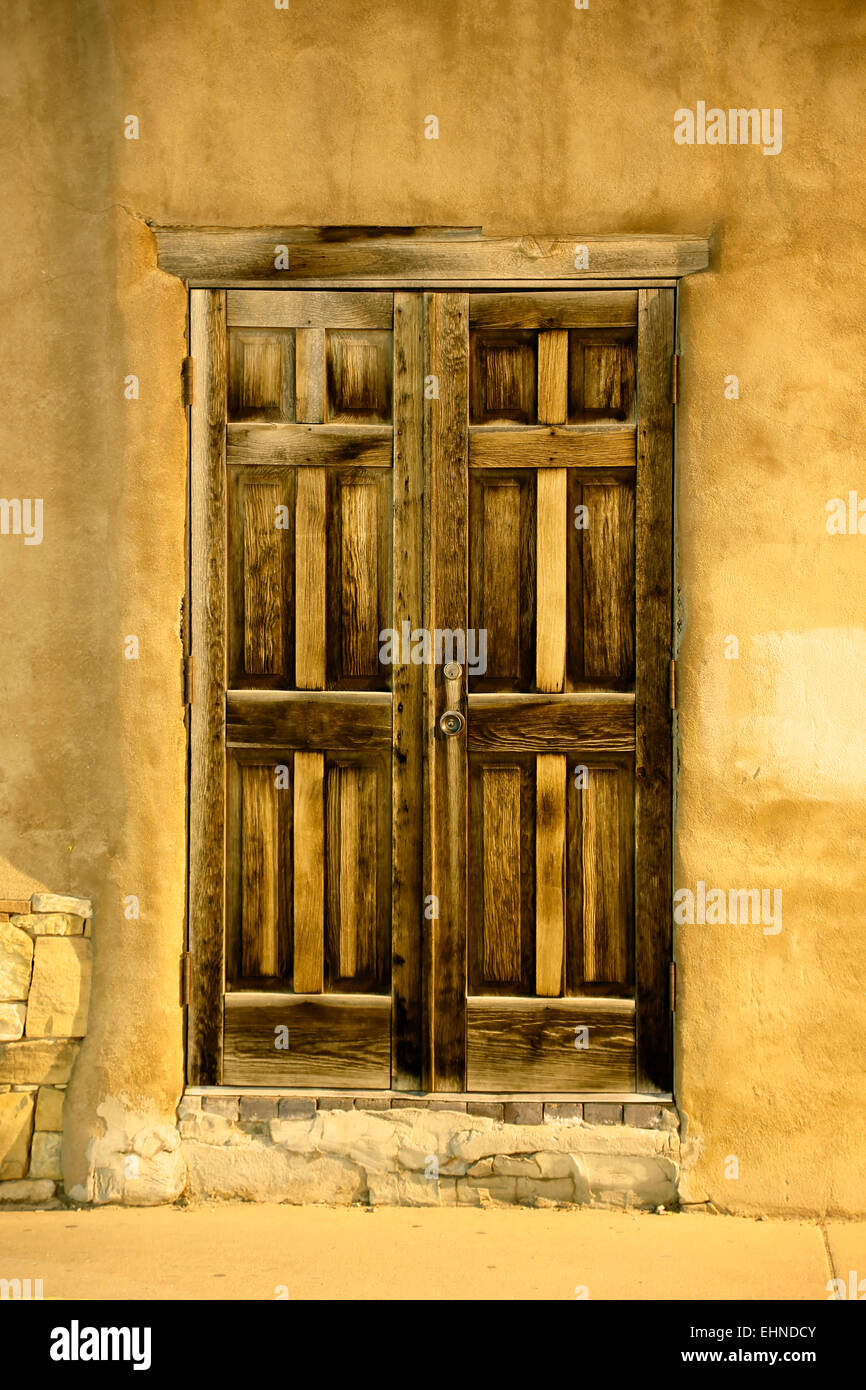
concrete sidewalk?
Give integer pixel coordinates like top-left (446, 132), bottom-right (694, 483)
top-left (0, 1205), bottom-right (860, 1300)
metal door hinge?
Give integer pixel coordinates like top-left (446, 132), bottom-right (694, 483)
top-left (670, 961), bottom-right (677, 1013)
top-left (669, 657), bottom-right (677, 712)
top-left (184, 652), bottom-right (194, 706)
top-left (181, 355), bottom-right (194, 408)
top-left (671, 352), bottom-right (679, 405)
top-left (181, 951), bottom-right (192, 1007)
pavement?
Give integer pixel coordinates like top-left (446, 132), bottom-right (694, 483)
top-left (0, 1205), bottom-right (862, 1300)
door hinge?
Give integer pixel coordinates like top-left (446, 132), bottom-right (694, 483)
top-left (180, 951), bottom-right (191, 1007)
top-left (670, 961), bottom-right (677, 1013)
top-left (671, 352), bottom-right (679, 405)
top-left (669, 657), bottom-right (677, 712)
top-left (183, 651), bottom-right (194, 706)
top-left (181, 355), bottom-right (194, 408)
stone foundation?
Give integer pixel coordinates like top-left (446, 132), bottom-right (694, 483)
top-left (178, 1093), bottom-right (680, 1209)
top-left (0, 893), bottom-right (92, 1205)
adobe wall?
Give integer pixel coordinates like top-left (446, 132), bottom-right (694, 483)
top-left (0, 0), bottom-right (863, 1215)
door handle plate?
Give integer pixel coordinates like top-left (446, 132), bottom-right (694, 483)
top-left (438, 709), bottom-right (465, 737)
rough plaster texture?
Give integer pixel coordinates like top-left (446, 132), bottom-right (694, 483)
top-left (1, 0), bottom-right (864, 1215)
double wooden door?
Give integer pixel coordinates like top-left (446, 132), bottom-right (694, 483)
top-left (188, 286), bottom-right (674, 1095)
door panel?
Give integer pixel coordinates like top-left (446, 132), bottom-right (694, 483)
top-left (189, 283), bottom-right (673, 1095)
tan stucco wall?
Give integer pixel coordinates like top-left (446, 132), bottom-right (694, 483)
top-left (2, 0), bottom-right (864, 1215)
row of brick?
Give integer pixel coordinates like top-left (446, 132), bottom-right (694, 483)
top-left (184, 1094), bottom-right (676, 1130)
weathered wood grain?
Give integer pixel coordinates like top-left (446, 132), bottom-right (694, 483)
top-left (481, 766), bottom-right (522, 983)
top-left (242, 481), bottom-right (284, 676)
top-left (468, 693), bottom-right (635, 753)
top-left (295, 327), bottom-right (325, 423)
top-left (582, 482), bottom-right (636, 682)
top-left (392, 291), bottom-right (424, 1087)
top-left (227, 423), bottom-right (393, 468)
top-left (188, 290), bottom-right (227, 1085)
top-left (293, 752), bottom-right (325, 994)
top-left (466, 995), bottom-right (635, 1091)
top-left (223, 992), bottom-right (391, 1088)
top-left (470, 291), bottom-right (638, 329)
top-left (469, 424), bottom-right (635, 471)
top-left (226, 690), bottom-right (391, 750)
top-left (240, 763), bottom-right (279, 978)
top-left (425, 292), bottom-right (470, 1090)
top-left (155, 229), bottom-right (710, 284)
top-left (635, 287), bottom-right (674, 1092)
top-left (535, 754), bottom-right (566, 996)
top-left (228, 290), bottom-right (394, 329)
top-left (294, 468), bottom-right (327, 689)
top-left (536, 469), bottom-right (567, 692)
top-left (537, 330), bottom-right (569, 425)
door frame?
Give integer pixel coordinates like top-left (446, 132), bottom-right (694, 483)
top-left (161, 226), bottom-right (710, 1096)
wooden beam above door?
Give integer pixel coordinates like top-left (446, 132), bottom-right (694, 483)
top-left (152, 227), bottom-right (710, 286)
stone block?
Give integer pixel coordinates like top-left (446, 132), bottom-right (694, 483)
top-left (29, 1130), bottom-right (62, 1180)
top-left (534, 1151), bottom-right (574, 1179)
top-left (460, 1175), bottom-right (519, 1204)
top-left (25, 938), bottom-right (91, 1037)
top-left (623, 1104), bottom-right (664, 1129)
top-left (184, 1140), bottom-right (364, 1204)
top-left (239, 1096), bottom-right (279, 1121)
top-left (503, 1102), bottom-right (543, 1126)
top-left (0, 900), bottom-right (30, 916)
top-left (467, 1102), bottom-right (504, 1121)
top-left (202, 1095), bottom-right (239, 1120)
top-left (354, 1097), bottom-right (390, 1110)
top-left (30, 893), bottom-right (92, 919)
top-left (467, 1158), bottom-right (495, 1178)
top-left (583, 1152), bottom-right (678, 1208)
top-left (390, 1097), bottom-right (424, 1109)
top-left (544, 1102), bottom-right (583, 1122)
top-left (198, 1113), bottom-right (232, 1144)
top-left (0, 923), bottom-right (33, 1000)
top-left (492, 1154), bottom-right (541, 1177)
top-left (10, 912), bottom-right (85, 936)
top-left (317, 1096), bottom-right (354, 1111)
top-left (34, 1086), bottom-right (64, 1131)
top-left (177, 1094), bottom-right (202, 1118)
top-left (0, 1178), bottom-right (56, 1203)
top-left (516, 1177), bottom-right (577, 1204)
top-left (0, 1038), bottom-right (79, 1085)
top-left (278, 1097), bottom-right (316, 1120)
top-left (583, 1103), bottom-right (624, 1126)
top-left (0, 1003), bottom-right (26, 1041)
top-left (0, 1091), bottom-right (35, 1179)
top-left (427, 1101), bottom-right (467, 1112)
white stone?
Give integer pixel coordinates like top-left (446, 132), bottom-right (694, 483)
top-left (25, 938), bottom-right (91, 1037)
top-left (0, 1178), bottom-right (55, 1203)
top-left (0, 923), bottom-right (33, 1000)
top-left (583, 1153), bottom-right (678, 1209)
top-left (0, 1002), bottom-right (26, 1041)
top-left (29, 1130), bottom-right (62, 1180)
top-left (31, 893), bottom-right (92, 919)
top-left (10, 913), bottom-right (85, 936)
top-left (0, 1091), bottom-right (35, 1179)
top-left (184, 1140), bottom-right (365, 1204)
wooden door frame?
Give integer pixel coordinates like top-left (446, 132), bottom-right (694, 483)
top-left (166, 226), bottom-right (710, 1094)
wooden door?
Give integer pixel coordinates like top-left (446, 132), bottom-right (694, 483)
top-left (188, 286), bottom-right (673, 1095)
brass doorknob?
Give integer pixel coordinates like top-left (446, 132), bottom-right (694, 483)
top-left (439, 709), bottom-right (465, 737)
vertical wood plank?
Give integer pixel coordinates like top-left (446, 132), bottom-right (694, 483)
top-left (535, 469), bottom-right (567, 692)
top-left (293, 751), bottom-right (325, 993)
top-left (188, 289), bottom-right (227, 1085)
top-left (240, 764), bottom-right (278, 976)
top-left (582, 483), bottom-right (636, 681)
top-left (340, 482), bottom-right (379, 676)
top-left (295, 468), bottom-right (327, 689)
top-left (537, 329), bottom-right (569, 424)
top-left (482, 483), bottom-right (521, 680)
top-left (425, 292), bottom-right (469, 1090)
top-left (582, 768), bottom-right (628, 983)
top-left (295, 327), bottom-right (325, 423)
top-left (482, 766), bottom-right (522, 982)
top-left (535, 754), bottom-right (566, 996)
top-left (392, 291), bottom-right (424, 1086)
top-left (243, 482), bottom-right (284, 675)
top-left (635, 287), bottom-right (674, 1092)
top-left (338, 765), bottom-right (378, 978)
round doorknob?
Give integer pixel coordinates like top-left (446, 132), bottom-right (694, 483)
top-left (439, 709), bottom-right (465, 737)
top-left (443, 661), bottom-right (462, 681)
